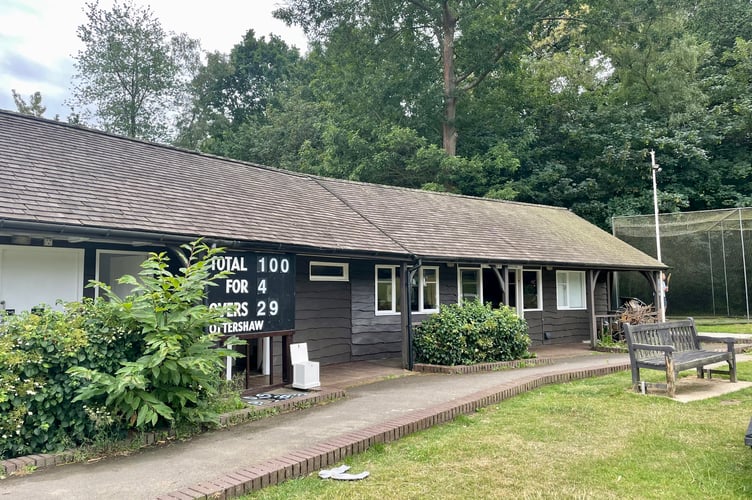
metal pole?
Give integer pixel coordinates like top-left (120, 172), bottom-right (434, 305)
top-left (708, 231), bottom-right (716, 316)
top-left (721, 223), bottom-right (730, 316)
top-left (739, 208), bottom-right (750, 321)
top-left (651, 150), bottom-right (666, 322)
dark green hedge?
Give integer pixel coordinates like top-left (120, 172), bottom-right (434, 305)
top-left (413, 301), bottom-right (531, 366)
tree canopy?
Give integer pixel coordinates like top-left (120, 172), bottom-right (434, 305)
top-left (69, 0), bottom-right (201, 142)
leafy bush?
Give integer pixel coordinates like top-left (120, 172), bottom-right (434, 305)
top-left (413, 301), bottom-right (531, 365)
top-left (0, 302), bottom-right (140, 459)
top-left (68, 241), bottom-right (240, 431)
top-left (0, 240), bottom-right (240, 460)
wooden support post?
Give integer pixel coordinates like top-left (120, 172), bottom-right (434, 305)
top-left (666, 357), bottom-right (676, 398)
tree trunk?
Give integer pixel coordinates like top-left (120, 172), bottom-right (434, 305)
top-left (441, 1), bottom-right (458, 156)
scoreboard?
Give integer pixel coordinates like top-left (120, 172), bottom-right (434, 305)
top-left (207, 252), bottom-right (295, 335)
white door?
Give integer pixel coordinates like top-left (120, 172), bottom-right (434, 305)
top-left (0, 245), bottom-right (84, 312)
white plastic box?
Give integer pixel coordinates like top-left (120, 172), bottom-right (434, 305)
top-left (290, 342), bottom-right (320, 390)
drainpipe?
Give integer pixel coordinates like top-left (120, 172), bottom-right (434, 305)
top-left (403, 258), bottom-right (422, 371)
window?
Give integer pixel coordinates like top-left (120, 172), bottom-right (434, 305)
top-left (375, 265), bottom-right (401, 314)
top-left (96, 250), bottom-right (149, 299)
top-left (375, 265), bottom-right (439, 314)
top-left (556, 271), bottom-right (586, 310)
top-left (458, 268), bottom-right (482, 304)
top-left (521, 269), bottom-right (542, 310)
top-left (309, 261), bottom-right (349, 281)
top-left (410, 267), bottom-right (439, 313)
top-left (508, 268), bottom-right (542, 312)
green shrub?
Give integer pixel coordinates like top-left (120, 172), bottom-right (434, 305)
top-left (0, 240), bottom-right (241, 460)
top-left (413, 301), bottom-right (531, 365)
top-left (68, 240), bottom-right (240, 431)
top-left (0, 302), bottom-right (139, 459)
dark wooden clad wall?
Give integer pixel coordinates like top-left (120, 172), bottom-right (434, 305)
top-left (439, 265), bottom-right (458, 304)
top-left (294, 257), bottom-right (353, 365)
top-left (350, 262), bottom-right (459, 361)
top-left (350, 261), bottom-right (402, 360)
top-left (526, 270), bottom-right (608, 344)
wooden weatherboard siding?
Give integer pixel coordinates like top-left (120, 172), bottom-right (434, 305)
top-left (350, 262), bottom-right (458, 361)
top-left (351, 261), bottom-right (402, 360)
top-left (525, 269), bottom-right (607, 344)
top-left (294, 257), bottom-right (352, 365)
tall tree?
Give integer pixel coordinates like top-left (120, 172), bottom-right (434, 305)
top-left (175, 30), bottom-right (301, 152)
top-left (69, 0), bottom-right (201, 141)
top-left (275, 0), bottom-right (580, 156)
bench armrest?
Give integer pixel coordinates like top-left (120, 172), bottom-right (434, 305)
top-left (631, 343), bottom-right (675, 353)
top-left (696, 335), bottom-right (736, 346)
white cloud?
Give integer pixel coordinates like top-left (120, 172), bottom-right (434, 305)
top-left (0, 0), bottom-right (307, 117)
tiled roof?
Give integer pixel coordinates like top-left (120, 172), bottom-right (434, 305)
top-left (316, 178), bottom-right (664, 269)
top-left (0, 111), bottom-right (663, 270)
top-left (0, 111), bottom-right (408, 256)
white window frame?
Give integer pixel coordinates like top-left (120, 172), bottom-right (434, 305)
top-left (556, 270), bottom-right (587, 310)
top-left (95, 249), bottom-right (150, 298)
top-left (309, 261), bottom-right (349, 282)
top-left (412, 266), bottom-right (439, 313)
top-left (457, 267), bottom-right (483, 304)
top-left (520, 268), bottom-right (543, 312)
top-left (375, 265), bottom-right (400, 315)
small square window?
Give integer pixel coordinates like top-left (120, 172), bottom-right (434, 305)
top-left (309, 262), bottom-right (349, 281)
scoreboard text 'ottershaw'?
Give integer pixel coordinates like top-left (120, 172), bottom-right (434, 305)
top-left (207, 253), bottom-right (295, 335)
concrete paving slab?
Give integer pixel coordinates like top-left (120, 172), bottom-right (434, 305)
top-left (671, 379), bottom-right (752, 403)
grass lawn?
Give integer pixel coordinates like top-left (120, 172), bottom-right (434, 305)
top-left (692, 318), bottom-right (752, 335)
top-left (244, 363), bottom-right (752, 499)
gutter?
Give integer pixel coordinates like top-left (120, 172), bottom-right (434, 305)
top-left (0, 219), bottom-right (410, 261)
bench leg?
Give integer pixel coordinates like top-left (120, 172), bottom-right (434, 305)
top-left (666, 358), bottom-right (676, 398)
top-left (631, 366), bottom-right (643, 394)
top-left (729, 360), bottom-right (737, 383)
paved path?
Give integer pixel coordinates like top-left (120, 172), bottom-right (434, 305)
top-left (1, 352), bottom-right (630, 499)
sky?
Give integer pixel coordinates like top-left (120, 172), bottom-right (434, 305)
top-left (0, 0), bottom-right (308, 118)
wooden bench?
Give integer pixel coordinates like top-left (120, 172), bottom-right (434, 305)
top-left (623, 318), bottom-right (737, 397)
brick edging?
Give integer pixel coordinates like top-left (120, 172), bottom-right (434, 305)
top-left (158, 361), bottom-right (631, 499)
top-left (413, 357), bottom-right (552, 374)
top-left (0, 388), bottom-right (345, 477)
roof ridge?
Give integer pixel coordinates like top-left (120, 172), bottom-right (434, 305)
top-left (311, 177), bottom-right (415, 257)
top-left (0, 109), bottom-right (316, 180)
top-left (313, 175), bottom-right (571, 211)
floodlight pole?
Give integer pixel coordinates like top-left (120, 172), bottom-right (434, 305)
top-left (651, 150), bottom-right (666, 322)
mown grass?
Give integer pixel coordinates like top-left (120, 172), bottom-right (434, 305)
top-left (244, 363), bottom-right (752, 499)
top-left (693, 320), bottom-right (752, 335)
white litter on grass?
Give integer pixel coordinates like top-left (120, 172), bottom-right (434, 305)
top-left (318, 464), bottom-right (370, 481)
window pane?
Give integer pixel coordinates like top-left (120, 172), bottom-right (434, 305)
top-left (461, 269), bottom-right (479, 302)
top-left (395, 275), bottom-right (401, 312)
top-left (423, 268), bottom-right (438, 310)
top-left (522, 270), bottom-right (539, 309)
top-left (569, 273), bottom-right (585, 308)
top-left (556, 272), bottom-right (568, 308)
top-left (556, 271), bottom-right (585, 309)
top-left (508, 269), bottom-right (517, 307)
top-left (410, 272), bottom-right (419, 312)
top-left (377, 267), bottom-right (393, 281)
top-left (377, 282), bottom-right (392, 311)
top-left (557, 285), bottom-right (567, 307)
top-left (310, 263), bottom-right (348, 280)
